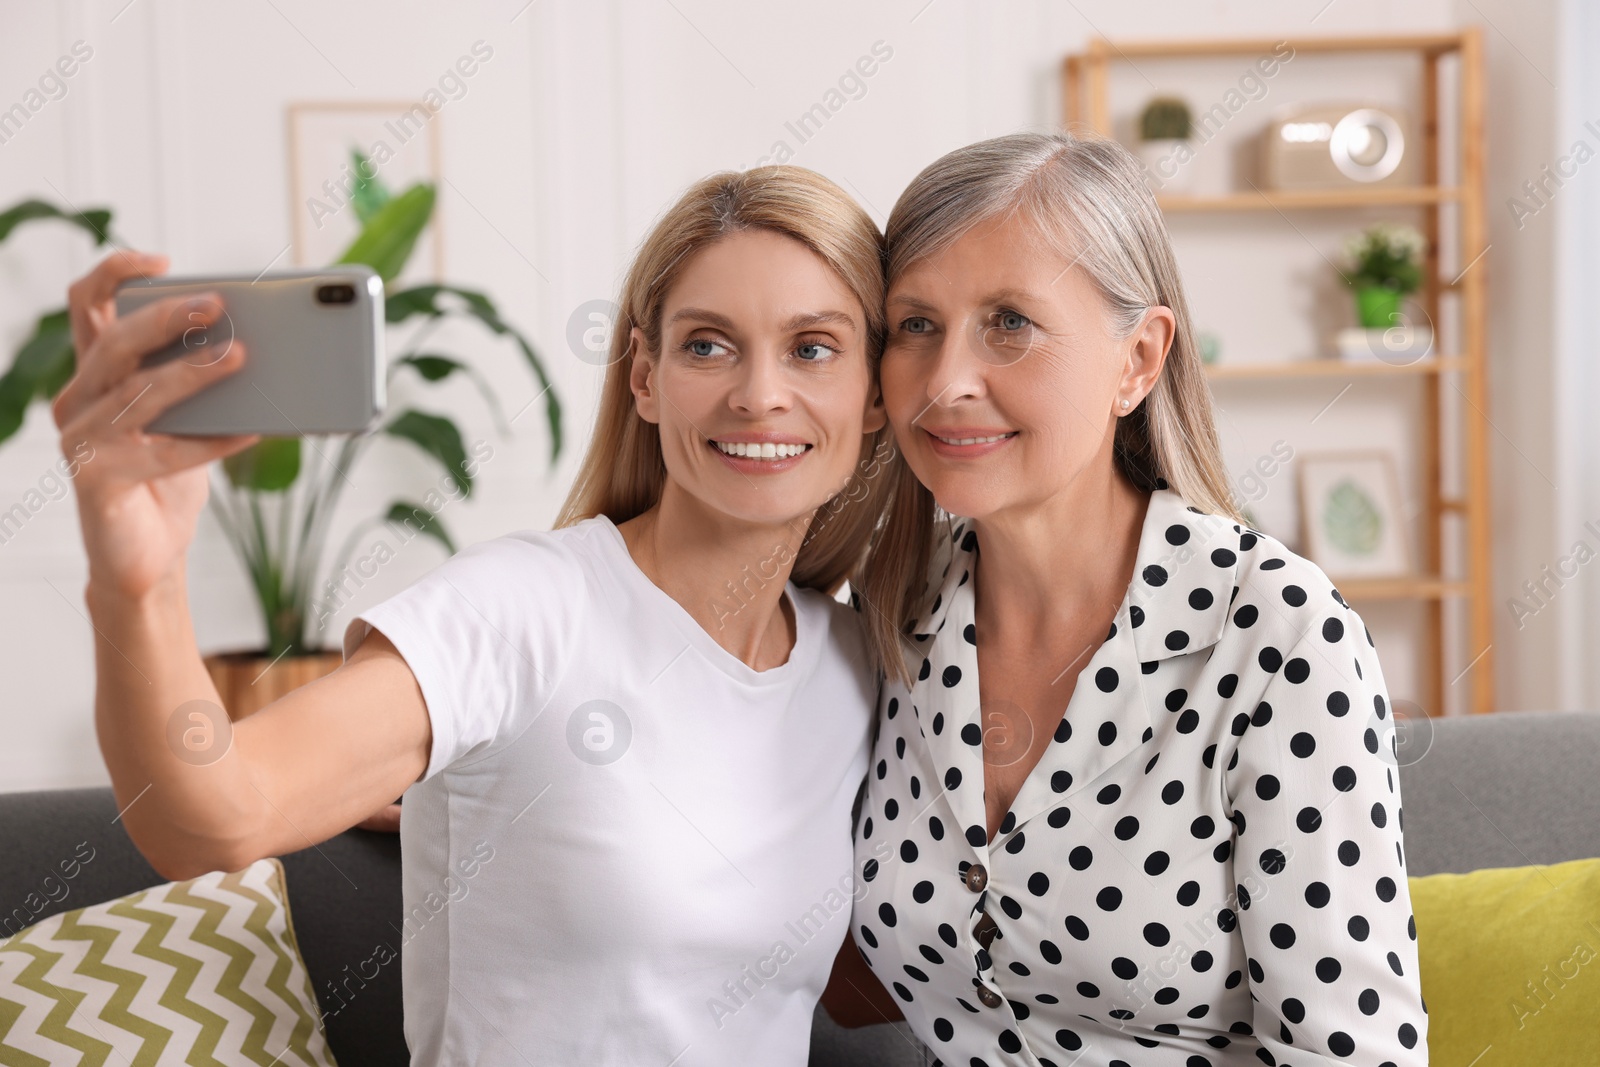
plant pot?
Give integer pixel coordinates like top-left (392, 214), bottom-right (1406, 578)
top-left (205, 647), bottom-right (401, 832)
top-left (1354, 285), bottom-right (1404, 329)
top-left (1138, 138), bottom-right (1197, 194)
top-left (204, 649), bottom-right (341, 721)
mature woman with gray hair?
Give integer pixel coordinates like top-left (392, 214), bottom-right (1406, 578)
top-left (829, 131), bottom-right (1429, 1065)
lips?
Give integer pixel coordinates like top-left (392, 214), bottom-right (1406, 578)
top-left (925, 429), bottom-right (1018, 446)
top-left (919, 427), bottom-right (1019, 460)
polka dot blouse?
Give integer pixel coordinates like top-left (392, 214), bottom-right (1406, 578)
top-left (850, 486), bottom-right (1429, 1066)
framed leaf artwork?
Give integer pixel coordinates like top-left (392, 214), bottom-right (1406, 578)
top-left (1297, 451), bottom-right (1411, 579)
top-left (287, 101), bottom-right (444, 286)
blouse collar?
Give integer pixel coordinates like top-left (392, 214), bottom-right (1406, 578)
top-left (897, 486), bottom-right (1245, 844)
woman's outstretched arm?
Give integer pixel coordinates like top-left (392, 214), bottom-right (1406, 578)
top-left (59, 249), bottom-right (430, 880)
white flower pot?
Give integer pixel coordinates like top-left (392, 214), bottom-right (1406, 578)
top-left (1138, 138), bottom-right (1197, 195)
top-left (1335, 325), bottom-right (1434, 365)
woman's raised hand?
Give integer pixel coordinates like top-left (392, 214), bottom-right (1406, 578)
top-left (54, 250), bottom-right (261, 600)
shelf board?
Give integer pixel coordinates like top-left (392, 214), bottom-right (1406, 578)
top-left (1086, 34), bottom-right (1466, 59)
top-left (1334, 576), bottom-right (1469, 601)
top-left (1205, 356), bottom-right (1465, 381)
top-left (1157, 186), bottom-right (1461, 213)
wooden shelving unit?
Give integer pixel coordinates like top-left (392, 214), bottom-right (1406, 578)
top-left (1202, 356), bottom-right (1467, 382)
top-left (1063, 30), bottom-right (1494, 716)
top-left (1160, 185), bottom-right (1463, 213)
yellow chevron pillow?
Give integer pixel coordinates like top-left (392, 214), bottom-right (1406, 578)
top-left (0, 857), bottom-right (336, 1066)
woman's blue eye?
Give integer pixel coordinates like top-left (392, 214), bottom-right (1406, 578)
top-left (997, 311), bottom-right (1030, 331)
top-left (796, 343), bottom-right (833, 361)
top-left (686, 339), bottom-right (723, 357)
top-left (902, 317), bottom-right (933, 334)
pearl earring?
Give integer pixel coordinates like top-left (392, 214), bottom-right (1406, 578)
top-left (1120, 398), bottom-right (1130, 410)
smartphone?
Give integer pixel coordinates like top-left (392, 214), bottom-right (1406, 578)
top-left (113, 266), bottom-right (386, 436)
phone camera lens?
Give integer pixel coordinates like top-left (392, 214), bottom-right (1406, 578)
top-left (316, 283), bottom-right (356, 305)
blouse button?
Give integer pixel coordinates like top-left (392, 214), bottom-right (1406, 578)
top-left (965, 863), bottom-right (988, 892)
top-left (975, 984), bottom-right (1003, 1009)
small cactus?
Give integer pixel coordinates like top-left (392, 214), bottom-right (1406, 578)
top-left (1140, 96), bottom-right (1192, 141)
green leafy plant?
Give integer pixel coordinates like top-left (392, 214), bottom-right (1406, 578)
top-left (1139, 96), bottom-right (1192, 141)
top-left (0, 146), bottom-right (563, 658)
top-left (1340, 222), bottom-right (1426, 294)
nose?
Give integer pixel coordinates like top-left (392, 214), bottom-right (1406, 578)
top-left (729, 348), bottom-right (794, 417)
top-left (920, 326), bottom-right (986, 412)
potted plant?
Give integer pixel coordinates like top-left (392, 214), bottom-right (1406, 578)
top-left (0, 149), bottom-right (563, 719)
top-left (1340, 222), bottom-right (1425, 328)
top-left (1334, 222), bottom-right (1431, 363)
top-left (1137, 95), bottom-right (1196, 194)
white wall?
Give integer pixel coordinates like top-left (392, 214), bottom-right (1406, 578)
top-left (1454, 0), bottom-right (1562, 714)
top-left (8, 0), bottom-right (1577, 794)
top-left (1551, 0), bottom-right (1600, 709)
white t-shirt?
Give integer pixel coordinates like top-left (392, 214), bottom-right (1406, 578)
top-left (340, 514), bottom-right (876, 1066)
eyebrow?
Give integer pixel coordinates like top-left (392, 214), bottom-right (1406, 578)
top-left (885, 294), bottom-right (941, 313)
top-left (983, 287), bottom-right (1049, 306)
top-left (667, 307), bottom-right (859, 334)
top-left (668, 307), bottom-right (737, 331)
top-left (781, 310), bottom-right (858, 333)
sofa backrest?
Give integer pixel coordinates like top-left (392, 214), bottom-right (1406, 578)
top-left (1393, 708), bottom-right (1600, 875)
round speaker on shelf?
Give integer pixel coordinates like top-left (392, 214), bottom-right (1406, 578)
top-left (1262, 103), bottom-right (1415, 189)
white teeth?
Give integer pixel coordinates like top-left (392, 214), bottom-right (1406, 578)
top-left (934, 432), bottom-right (1015, 446)
top-left (713, 440), bottom-right (810, 459)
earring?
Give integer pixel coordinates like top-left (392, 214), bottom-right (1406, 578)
top-left (1120, 398), bottom-right (1130, 410)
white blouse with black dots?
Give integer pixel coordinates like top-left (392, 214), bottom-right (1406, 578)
top-left (850, 486), bottom-right (1429, 1067)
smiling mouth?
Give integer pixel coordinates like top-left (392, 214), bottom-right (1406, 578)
top-left (929, 431), bottom-right (1018, 446)
top-left (710, 440), bottom-right (813, 460)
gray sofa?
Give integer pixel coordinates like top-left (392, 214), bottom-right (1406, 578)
top-left (4, 709), bottom-right (1598, 1065)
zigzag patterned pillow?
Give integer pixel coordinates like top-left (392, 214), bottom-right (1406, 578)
top-left (0, 857), bottom-right (337, 1066)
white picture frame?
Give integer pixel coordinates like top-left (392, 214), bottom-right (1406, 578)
top-left (286, 101), bottom-right (444, 285)
top-left (1297, 451), bottom-right (1411, 579)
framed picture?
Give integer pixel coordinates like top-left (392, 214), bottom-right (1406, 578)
top-left (1296, 451), bottom-right (1411, 578)
top-left (286, 101), bottom-right (444, 284)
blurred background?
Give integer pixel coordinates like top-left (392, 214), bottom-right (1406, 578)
top-left (1, 0), bottom-right (1592, 792)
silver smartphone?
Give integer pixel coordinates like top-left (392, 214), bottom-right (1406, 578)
top-left (113, 266), bottom-right (386, 436)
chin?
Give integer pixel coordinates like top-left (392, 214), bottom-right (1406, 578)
top-left (912, 472), bottom-right (1005, 523)
top-left (933, 494), bottom-right (997, 522)
top-left (704, 486), bottom-right (828, 532)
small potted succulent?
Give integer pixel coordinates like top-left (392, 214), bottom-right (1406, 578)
top-left (1137, 95), bottom-right (1196, 194)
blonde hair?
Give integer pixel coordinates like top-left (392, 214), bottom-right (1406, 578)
top-left (859, 130), bottom-right (1245, 685)
top-left (553, 166), bottom-right (895, 597)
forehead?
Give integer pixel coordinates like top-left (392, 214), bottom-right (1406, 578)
top-left (662, 228), bottom-right (864, 328)
top-left (888, 212), bottom-right (1087, 307)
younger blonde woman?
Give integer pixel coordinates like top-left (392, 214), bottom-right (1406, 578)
top-left (58, 167), bottom-right (893, 1065)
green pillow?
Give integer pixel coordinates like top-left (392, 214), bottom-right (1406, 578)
top-left (0, 857), bottom-right (338, 1066)
top-left (1411, 855), bottom-right (1600, 1063)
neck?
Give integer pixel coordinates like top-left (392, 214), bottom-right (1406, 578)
top-left (615, 480), bottom-right (812, 670)
top-left (971, 458), bottom-right (1150, 642)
